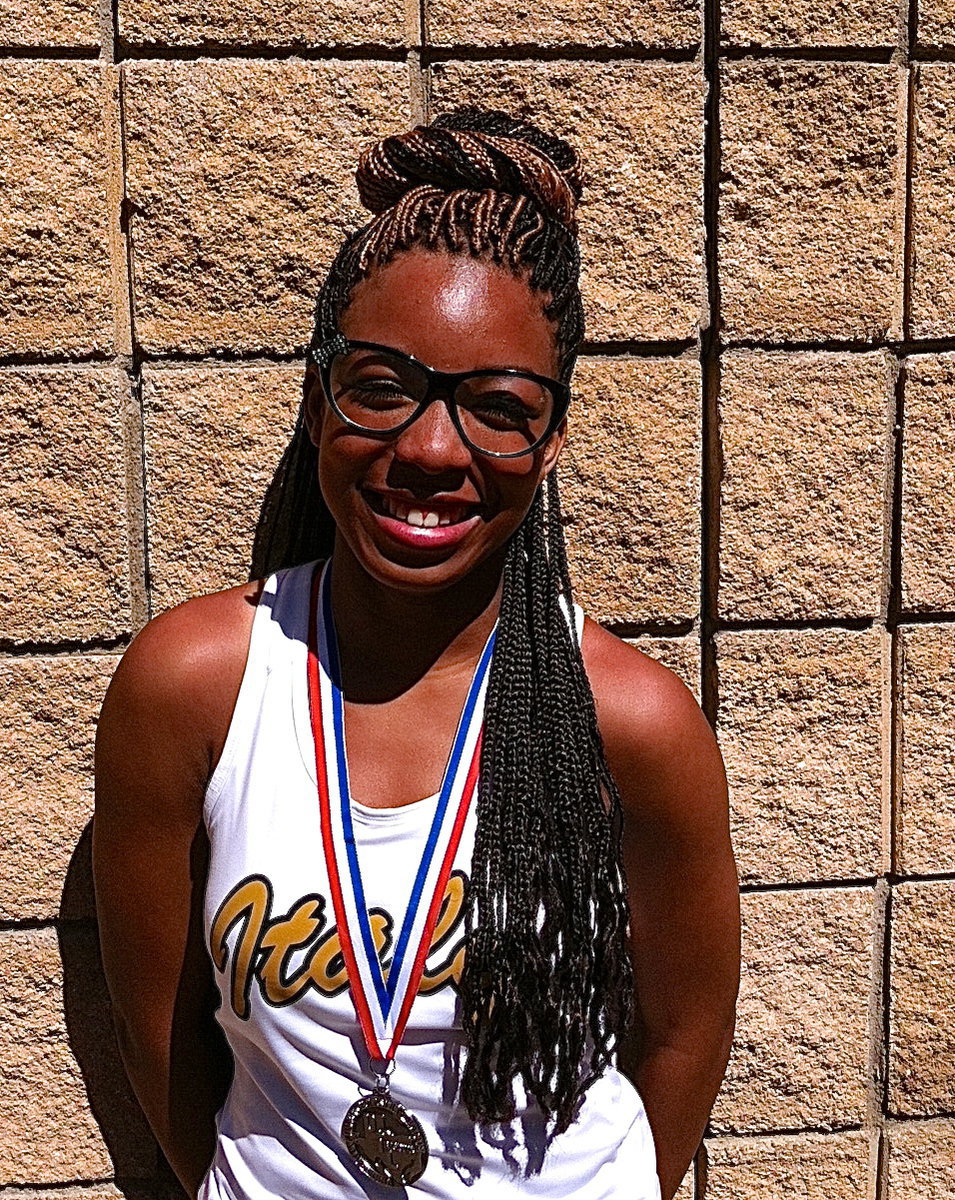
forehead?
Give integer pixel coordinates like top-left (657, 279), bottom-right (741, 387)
top-left (339, 251), bottom-right (560, 377)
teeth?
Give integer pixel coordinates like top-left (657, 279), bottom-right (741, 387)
top-left (376, 494), bottom-right (473, 528)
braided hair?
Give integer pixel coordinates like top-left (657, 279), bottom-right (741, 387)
top-left (251, 108), bottom-right (633, 1134)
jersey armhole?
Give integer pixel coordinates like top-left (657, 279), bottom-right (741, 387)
top-left (204, 575), bottom-right (278, 822)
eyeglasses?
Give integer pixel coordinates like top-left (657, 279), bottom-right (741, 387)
top-left (310, 334), bottom-right (570, 459)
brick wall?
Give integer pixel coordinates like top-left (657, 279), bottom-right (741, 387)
top-left (2, 0), bottom-right (953, 1196)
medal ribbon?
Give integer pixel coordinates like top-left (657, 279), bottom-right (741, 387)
top-left (307, 561), bottom-right (495, 1065)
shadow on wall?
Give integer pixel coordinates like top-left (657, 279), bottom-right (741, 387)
top-left (59, 821), bottom-right (184, 1199)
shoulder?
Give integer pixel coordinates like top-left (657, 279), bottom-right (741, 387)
top-left (98, 580), bottom-right (265, 794)
top-left (579, 617), bottom-right (726, 829)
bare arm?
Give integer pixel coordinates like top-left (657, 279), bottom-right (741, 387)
top-left (584, 624), bottom-right (740, 1200)
top-left (93, 587), bottom-right (257, 1197)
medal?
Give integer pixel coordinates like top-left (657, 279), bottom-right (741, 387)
top-left (342, 1077), bottom-right (430, 1187)
top-left (307, 561), bottom-right (495, 1188)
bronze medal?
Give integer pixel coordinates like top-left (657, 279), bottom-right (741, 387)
top-left (342, 1088), bottom-right (429, 1187)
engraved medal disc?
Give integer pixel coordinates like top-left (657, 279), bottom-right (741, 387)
top-left (342, 1090), bottom-right (429, 1187)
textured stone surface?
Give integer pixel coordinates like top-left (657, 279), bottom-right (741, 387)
top-left (897, 625), bottom-right (955, 875)
top-left (918, 0), bottom-right (955, 49)
top-left (0, 0), bottom-right (99, 46)
top-left (705, 1131), bottom-right (874, 1199)
top-left (0, 656), bottom-right (116, 921)
top-left (712, 887), bottom-right (874, 1132)
top-left (626, 635), bottom-right (701, 701)
top-left (0, 369), bottom-right (131, 642)
top-left (716, 629), bottom-right (885, 886)
top-left (910, 67), bottom-right (955, 337)
top-left (884, 1118), bottom-right (955, 1199)
top-left (124, 61), bottom-right (411, 355)
top-left (144, 365), bottom-right (300, 612)
top-left (720, 351), bottom-right (891, 621)
top-left (428, 0), bottom-right (699, 48)
top-left (118, 0), bottom-right (405, 47)
top-left (0, 61), bottom-right (113, 357)
top-left (2, 1191), bottom-right (126, 1200)
top-left (722, 0), bottom-right (898, 46)
top-left (560, 357), bottom-right (700, 626)
top-left (889, 880), bottom-right (955, 1116)
top-left (430, 61), bottom-right (705, 342)
top-left (901, 356), bottom-right (955, 611)
top-left (0, 927), bottom-right (155, 1184)
top-left (720, 62), bottom-right (904, 341)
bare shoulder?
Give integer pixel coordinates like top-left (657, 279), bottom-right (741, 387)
top-left (579, 617), bottom-right (726, 827)
top-left (97, 581), bottom-right (264, 811)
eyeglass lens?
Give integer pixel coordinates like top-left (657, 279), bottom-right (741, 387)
top-left (328, 348), bottom-right (556, 456)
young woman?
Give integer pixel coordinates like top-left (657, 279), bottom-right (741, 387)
top-left (93, 109), bottom-right (739, 1200)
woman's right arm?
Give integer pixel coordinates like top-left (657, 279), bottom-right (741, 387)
top-left (93, 589), bottom-right (256, 1198)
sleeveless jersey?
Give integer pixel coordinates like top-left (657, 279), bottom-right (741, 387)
top-left (199, 561), bottom-right (662, 1200)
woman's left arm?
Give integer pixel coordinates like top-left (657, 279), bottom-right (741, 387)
top-left (583, 623), bottom-right (740, 1200)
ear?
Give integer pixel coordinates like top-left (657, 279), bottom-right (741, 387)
top-left (303, 366), bottom-right (325, 447)
top-left (539, 415), bottom-right (567, 477)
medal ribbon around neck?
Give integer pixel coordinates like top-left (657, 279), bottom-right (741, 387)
top-left (307, 561), bottom-right (496, 1064)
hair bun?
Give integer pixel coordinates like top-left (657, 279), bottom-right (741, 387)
top-left (356, 107), bottom-right (582, 233)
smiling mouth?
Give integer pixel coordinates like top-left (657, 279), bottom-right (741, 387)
top-left (363, 490), bottom-right (482, 528)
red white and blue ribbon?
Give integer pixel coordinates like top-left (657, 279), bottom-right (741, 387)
top-left (307, 561), bottom-right (495, 1064)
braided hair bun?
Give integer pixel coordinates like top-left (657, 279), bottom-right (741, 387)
top-left (356, 108), bottom-right (583, 235)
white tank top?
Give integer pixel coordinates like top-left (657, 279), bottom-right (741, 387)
top-left (199, 561), bottom-right (662, 1200)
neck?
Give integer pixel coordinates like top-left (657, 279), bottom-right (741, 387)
top-left (327, 535), bottom-right (505, 702)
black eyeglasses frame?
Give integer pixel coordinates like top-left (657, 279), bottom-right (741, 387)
top-left (310, 334), bottom-right (571, 460)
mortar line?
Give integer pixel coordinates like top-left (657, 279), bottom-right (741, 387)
top-left (113, 43), bottom-right (150, 631)
top-left (699, 0), bottom-right (722, 737)
top-left (901, 67), bottom-right (918, 344)
top-left (9, 334), bottom-right (955, 373)
top-left (695, 0), bottom-right (721, 1188)
top-left (867, 879), bottom-right (891, 1133)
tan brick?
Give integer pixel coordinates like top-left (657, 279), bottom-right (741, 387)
top-left (0, 62), bottom-right (113, 357)
top-left (0, 0), bottom-right (99, 46)
top-left (124, 61), bottom-right (411, 355)
top-left (918, 1), bottom-right (955, 49)
top-left (0, 656), bottom-right (116, 922)
top-left (720, 62), bottom-right (904, 341)
top-left (720, 351), bottom-right (891, 621)
top-left (0, 369), bottom-right (131, 642)
top-left (0, 927), bottom-right (156, 1184)
top-left (901, 354), bottom-right (955, 610)
top-left (910, 67), bottom-right (955, 338)
top-left (560, 357), bottom-right (700, 625)
top-left (144, 365), bottom-right (300, 612)
top-left (3, 1192), bottom-right (126, 1200)
top-left (722, 0), bottom-right (898, 47)
top-left (428, 0), bottom-right (699, 48)
top-left (898, 626), bottom-right (955, 875)
top-left (712, 888), bottom-right (874, 1132)
top-left (705, 1131), bottom-right (874, 1199)
top-left (626, 635), bottom-right (701, 701)
top-left (885, 1118), bottom-right (955, 1200)
top-left (118, 0), bottom-right (405, 47)
top-left (430, 62), bottom-right (705, 342)
top-left (890, 880), bottom-right (955, 1116)
top-left (716, 629), bottom-right (885, 885)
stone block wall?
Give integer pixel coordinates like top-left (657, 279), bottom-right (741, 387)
top-left (2, 1), bottom-right (953, 1196)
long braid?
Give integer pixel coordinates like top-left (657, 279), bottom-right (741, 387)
top-left (251, 108), bottom-right (633, 1134)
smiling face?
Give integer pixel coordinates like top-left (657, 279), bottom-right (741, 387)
top-left (305, 250), bottom-right (566, 594)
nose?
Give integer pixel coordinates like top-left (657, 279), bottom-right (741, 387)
top-left (391, 395), bottom-right (472, 475)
